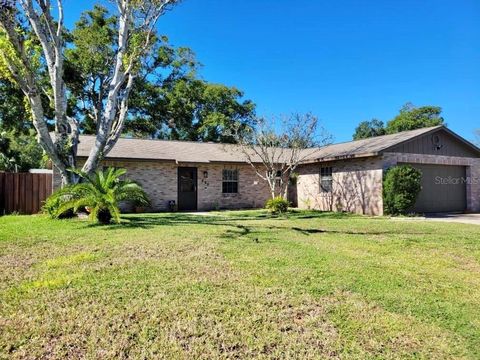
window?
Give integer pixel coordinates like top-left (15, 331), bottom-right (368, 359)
top-left (275, 170), bottom-right (282, 187)
top-left (222, 169), bottom-right (239, 193)
top-left (320, 166), bottom-right (333, 192)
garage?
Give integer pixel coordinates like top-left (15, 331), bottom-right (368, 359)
top-left (405, 163), bottom-right (467, 213)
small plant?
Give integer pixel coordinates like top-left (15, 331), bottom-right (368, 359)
top-left (383, 165), bottom-right (422, 215)
top-left (42, 190), bottom-right (76, 219)
top-left (302, 198), bottom-right (312, 210)
top-left (265, 196), bottom-right (290, 214)
top-left (44, 167), bottom-right (149, 224)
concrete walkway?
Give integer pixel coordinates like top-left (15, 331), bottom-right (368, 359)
top-left (424, 213), bottom-right (480, 226)
top-left (390, 213), bottom-right (480, 225)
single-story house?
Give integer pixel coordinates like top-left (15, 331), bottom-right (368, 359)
top-left (54, 125), bottom-right (480, 215)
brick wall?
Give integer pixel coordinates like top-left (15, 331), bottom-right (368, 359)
top-left (52, 152), bottom-right (480, 215)
top-left (296, 157), bottom-right (384, 215)
top-left (55, 159), bottom-right (272, 212)
top-left (191, 163), bottom-right (271, 211)
top-left (383, 152), bottom-right (480, 212)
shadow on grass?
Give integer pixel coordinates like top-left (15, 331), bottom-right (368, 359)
top-left (83, 211), bottom-right (434, 242)
top-left (90, 210), bottom-right (353, 230)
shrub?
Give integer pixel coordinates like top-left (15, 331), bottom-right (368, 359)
top-left (383, 165), bottom-right (422, 215)
top-left (44, 167), bottom-right (149, 224)
top-left (265, 196), bottom-right (290, 214)
top-left (43, 187), bottom-right (77, 219)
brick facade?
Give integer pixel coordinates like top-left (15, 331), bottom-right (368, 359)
top-left (57, 159), bottom-right (272, 212)
top-left (52, 151), bottom-right (480, 216)
top-left (296, 157), bottom-right (384, 215)
top-left (296, 152), bottom-right (480, 215)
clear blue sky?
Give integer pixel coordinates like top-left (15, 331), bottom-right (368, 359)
top-left (63, 0), bottom-right (480, 143)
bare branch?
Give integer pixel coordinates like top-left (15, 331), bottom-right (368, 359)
top-left (231, 114), bottom-right (332, 200)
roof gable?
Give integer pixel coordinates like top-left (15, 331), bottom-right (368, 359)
top-left (384, 127), bottom-right (480, 158)
top-left (301, 126), bottom-right (456, 162)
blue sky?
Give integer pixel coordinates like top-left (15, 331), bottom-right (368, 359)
top-left (63, 0), bottom-right (480, 143)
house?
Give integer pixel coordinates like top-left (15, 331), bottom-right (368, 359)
top-left (54, 125), bottom-right (480, 215)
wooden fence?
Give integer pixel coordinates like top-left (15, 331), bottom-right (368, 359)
top-left (0, 172), bottom-right (53, 215)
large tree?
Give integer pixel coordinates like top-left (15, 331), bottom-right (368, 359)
top-left (126, 78), bottom-right (255, 142)
top-left (351, 103), bottom-right (445, 140)
top-left (385, 103), bottom-right (444, 134)
top-left (0, 4), bottom-right (254, 162)
top-left (352, 119), bottom-right (385, 140)
top-left (67, 6), bottom-right (255, 143)
top-left (0, 0), bottom-right (179, 185)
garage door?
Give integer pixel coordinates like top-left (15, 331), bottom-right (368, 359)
top-left (403, 163), bottom-right (467, 213)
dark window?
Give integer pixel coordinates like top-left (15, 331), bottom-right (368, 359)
top-left (222, 169), bottom-right (239, 194)
top-left (320, 167), bottom-right (333, 192)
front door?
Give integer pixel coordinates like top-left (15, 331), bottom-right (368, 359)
top-left (178, 167), bottom-right (197, 211)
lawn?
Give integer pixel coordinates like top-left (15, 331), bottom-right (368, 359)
top-left (1, 211), bottom-right (480, 359)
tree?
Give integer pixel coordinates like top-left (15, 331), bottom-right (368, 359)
top-left (0, 130), bottom-right (46, 171)
top-left (0, 79), bottom-right (33, 133)
top-left (232, 113), bottom-right (332, 200)
top-left (475, 129), bottom-right (480, 146)
top-left (386, 103), bottom-right (444, 134)
top-left (126, 78), bottom-right (255, 142)
top-left (352, 119), bottom-right (385, 140)
top-left (0, 0), bottom-right (180, 185)
top-left (66, 6), bottom-right (255, 143)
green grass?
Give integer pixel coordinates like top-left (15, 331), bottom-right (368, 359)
top-left (1, 210), bottom-right (479, 359)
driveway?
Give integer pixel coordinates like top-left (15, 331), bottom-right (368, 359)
top-left (424, 213), bottom-right (480, 225)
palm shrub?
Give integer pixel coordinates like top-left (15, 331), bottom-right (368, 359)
top-left (383, 165), bottom-right (422, 215)
top-left (45, 168), bottom-right (149, 224)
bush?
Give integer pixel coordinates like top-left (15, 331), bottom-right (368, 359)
top-left (265, 196), bottom-right (290, 214)
top-left (44, 167), bottom-right (149, 224)
top-left (42, 187), bottom-right (77, 219)
top-left (383, 165), bottom-right (422, 215)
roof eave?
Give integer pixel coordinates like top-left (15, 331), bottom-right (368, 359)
top-left (76, 156), bottom-right (265, 165)
top-left (300, 152), bottom-right (380, 164)
top-left (76, 156), bottom-right (178, 163)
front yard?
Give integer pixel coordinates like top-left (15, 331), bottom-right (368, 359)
top-left (1, 211), bottom-right (479, 359)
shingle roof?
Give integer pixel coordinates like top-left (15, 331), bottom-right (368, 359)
top-left (76, 125), bottom-right (454, 163)
top-left (76, 136), bottom-right (264, 163)
top-left (302, 125), bottom-right (445, 162)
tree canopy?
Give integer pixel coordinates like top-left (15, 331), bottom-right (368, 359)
top-left (386, 103), bottom-right (444, 134)
top-left (0, 130), bottom-right (46, 172)
top-left (0, 4), bottom-right (255, 161)
top-left (352, 119), bottom-right (385, 140)
top-left (0, 79), bottom-right (32, 133)
top-left (66, 6), bottom-right (255, 142)
top-left (0, 0), bottom-right (194, 183)
top-left (352, 103), bottom-right (445, 140)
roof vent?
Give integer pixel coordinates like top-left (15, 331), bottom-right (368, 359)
top-left (432, 134), bottom-right (443, 150)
